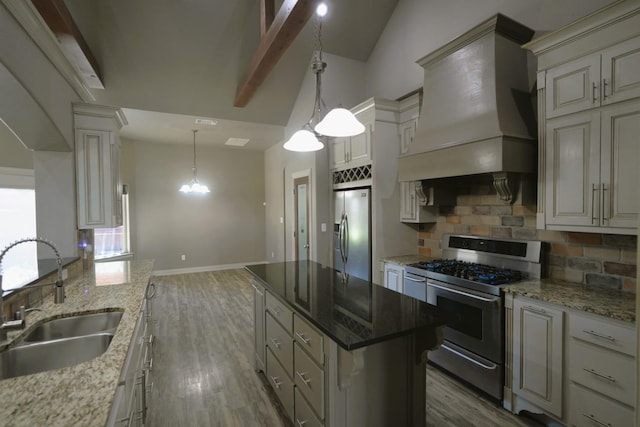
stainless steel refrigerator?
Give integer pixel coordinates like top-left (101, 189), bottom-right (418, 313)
top-left (333, 187), bottom-right (371, 282)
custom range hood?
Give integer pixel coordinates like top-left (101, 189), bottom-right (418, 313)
top-left (398, 14), bottom-right (537, 203)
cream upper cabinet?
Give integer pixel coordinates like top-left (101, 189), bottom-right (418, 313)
top-left (329, 124), bottom-right (372, 171)
top-left (545, 103), bottom-right (639, 231)
top-left (545, 35), bottom-right (640, 119)
top-left (601, 35), bottom-right (640, 105)
top-left (512, 297), bottom-right (564, 418)
top-left (525, 1), bottom-right (640, 235)
top-left (545, 55), bottom-right (601, 119)
top-left (74, 103), bottom-right (127, 229)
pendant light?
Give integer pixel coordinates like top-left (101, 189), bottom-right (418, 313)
top-left (179, 129), bottom-right (210, 194)
top-left (284, 3), bottom-right (365, 152)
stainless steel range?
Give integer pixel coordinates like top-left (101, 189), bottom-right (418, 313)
top-left (404, 234), bottom-right (542, 400)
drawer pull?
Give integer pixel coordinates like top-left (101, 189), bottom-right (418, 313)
top-left (583, 329), bottom-right (616, 342)
top-left (270, 338), bottom-right (281, 349)
top-left (270, 375), bottom-right (282, 390)
top-left (592, 82), bottom-right (598, 103)
top-left (296, 419), bottom-right (308, 427)
top-left (583, 368), bottom-right (616, 383)
top-left (582, 413), bottom-right (612, 427)
top-left (296, 370), bottom-right (312, 386)
top-left (295, 332), bottom-right (311, 345)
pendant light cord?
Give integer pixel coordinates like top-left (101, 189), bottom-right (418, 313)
top-left (192, 129), bottom-right (198, 178)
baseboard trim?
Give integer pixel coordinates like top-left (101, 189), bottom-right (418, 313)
top-left (153, 261), bottom-right (266, 277)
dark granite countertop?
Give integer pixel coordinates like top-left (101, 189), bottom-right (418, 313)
top-left (245, 261), bottom-right (447, 351)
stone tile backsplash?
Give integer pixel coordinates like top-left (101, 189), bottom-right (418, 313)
top-left (417, 180), bottom-right (637, 293)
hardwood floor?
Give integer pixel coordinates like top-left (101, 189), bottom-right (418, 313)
top-left (146, 270), bottom-right (541, 427)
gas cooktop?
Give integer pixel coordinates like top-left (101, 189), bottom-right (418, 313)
top-left (410, 259), bottom-right (525, 286)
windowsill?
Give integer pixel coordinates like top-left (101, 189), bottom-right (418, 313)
top-left (94, 252), bottom-right (134, 262)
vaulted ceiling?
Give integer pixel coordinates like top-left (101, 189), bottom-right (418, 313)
top-left (58, 0), bottom-right (399, 149)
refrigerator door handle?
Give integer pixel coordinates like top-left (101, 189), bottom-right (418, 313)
top-left (338, 213), bottom-right (345, 265)
top-left (343, 213), bottom-right (349, 262)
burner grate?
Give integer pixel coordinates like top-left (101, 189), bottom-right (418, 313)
top-left (413, 259), bottom-right (524, 285)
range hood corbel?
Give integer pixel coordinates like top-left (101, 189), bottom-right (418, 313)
top-left (492, 172), bottom-right (516, 204)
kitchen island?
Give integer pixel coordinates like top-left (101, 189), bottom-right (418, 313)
top-left (246, 261), bottom-right (446, 427)
top-left (0, 259), bottom-right (154, 426)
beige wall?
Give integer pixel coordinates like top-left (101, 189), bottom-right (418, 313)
top-left (124, 139), bottom-right (265, 271)
top-left (0, 126), bottom-right (32, 169)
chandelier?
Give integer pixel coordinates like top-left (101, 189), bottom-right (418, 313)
top-left (179, 129), bottom-right (210, 194)
top-left (283, 3), bottom-right (365, 152)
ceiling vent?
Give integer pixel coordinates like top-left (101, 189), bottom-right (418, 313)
top-left (225, 138), bottom-right (250, 147)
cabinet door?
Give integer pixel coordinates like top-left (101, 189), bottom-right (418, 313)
top-left (601, 36), bottom-right (640, 105)
top-left (253, 282), bottom-right (266, 372)
top-left (600, 101), bottom-right (640, 229)
top-left (400, 181), bottom-right (418, 222)
top-left (545, 112), bottom-right (601, 227)
top-left (329, 137), bottom-right (348, 170)
top-left (399, 119), bottom-right (417, 154)
top-left (348, 124), bottom-right (372, 165)
top-left (384, 263), bottom-right (404, 293)
top-left (545, 55), bottom-right (601, 119)
top-left (76, 129), bottom-right (122, 228)
top-left (513, 298), bottom-right (564, 417)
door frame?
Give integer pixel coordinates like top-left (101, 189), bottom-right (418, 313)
top-left (291, 169), bottom-right (312, 262)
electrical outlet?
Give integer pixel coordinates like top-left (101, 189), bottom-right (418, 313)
top-left (181, 254), bottom-right (186, 261)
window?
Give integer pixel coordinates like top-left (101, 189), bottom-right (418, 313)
top-left (94, 191), bottom-right (131, 260)
top-left (0, 168), bottom-right (37, 291)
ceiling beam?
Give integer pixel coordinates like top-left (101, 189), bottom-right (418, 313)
top-left (234, 0), bottom-right (316, 108)
top-left (31, 0), bottom-right (104, 89)
top-left (260, 0), bottom-right (275, 37)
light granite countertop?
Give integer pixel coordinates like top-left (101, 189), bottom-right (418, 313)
top-left (383, 254), bottom-right (432, 266)
top-left (0, 259), bottom-right (154, 427)
top-left (504, 278), bottom-right (635, 323)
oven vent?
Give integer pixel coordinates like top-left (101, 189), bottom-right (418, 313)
top-left (333, 165), bottom-right (372, 185)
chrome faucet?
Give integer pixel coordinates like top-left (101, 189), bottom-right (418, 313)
top-left (0, 237), bottom-right (65, 341)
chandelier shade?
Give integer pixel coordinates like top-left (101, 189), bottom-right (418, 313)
top-left (283, 129), bottom-right (324, 152)
top-left (314, 108), bottom-right (365, 137)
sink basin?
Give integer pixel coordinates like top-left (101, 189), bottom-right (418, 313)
top-left (0, 333), bottom-right (114, 380)
top-left (21, 311), bottom-right (123, 342)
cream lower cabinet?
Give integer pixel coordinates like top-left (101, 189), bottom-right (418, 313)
top-left (566, 311), bottom-right (636, 427)
top-left (544, 101), bottom-right (640, 232)
top-left (505, 294), bottom-right (636, 426)
top-left (255, 288), bottom-right (431, 427)
top-left (383, 262), bottom-right (404, 293)
top-left (252, 280), bottom-right (266, 372)
top-left (512, 297), bottom-right (564, 418)
top-left (108, 296), bottom-right (152, 426)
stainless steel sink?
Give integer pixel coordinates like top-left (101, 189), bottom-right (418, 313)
top-left (0, 333), bottom-right (114, 380)
top-left (21, 311), bottom-right (123, 342)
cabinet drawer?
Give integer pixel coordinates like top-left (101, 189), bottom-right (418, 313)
top-left (569, 339), bottom-right (635, 406)
top-left (569, 312), bottom-right (635, 356)
top-left (266, 348), bottom-right (294, 422)
top-left (295, 388), bottom-right (323, 427)
top-left (569, 383), bottom-right (634, 427)
top-left (266, 312), bottom-right (294, 377)
top-left (294, 342), bottom-right (325, 419)
top-left (266, 292), bottom-right (293, 333)
top-left (293, 314), bottom-right (324, 366)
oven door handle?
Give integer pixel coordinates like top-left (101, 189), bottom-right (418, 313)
top-left (441, 344), bottom-right (497, 370)
top-left (428, 282), bottom-right (498, 303)
top-left (404, 274), bottom-right (426, 283)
